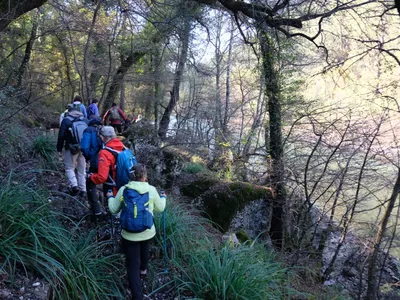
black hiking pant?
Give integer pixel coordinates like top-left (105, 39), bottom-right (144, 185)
top-left (86, 166), bottom-right (102, 215)
top-left (111, 123), bottom-right (122, 134)
top-left (122, 238), bottom-right (150, 300)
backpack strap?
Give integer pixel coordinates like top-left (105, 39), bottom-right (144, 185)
top-left (103, 146), bottom-right (119, 159)
top-left (104, 146), bottom-right (128, 156)
top-left (103, 146), bottom-right (119, 186)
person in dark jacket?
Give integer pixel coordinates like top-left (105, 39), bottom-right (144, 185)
top-left (80, 116), bottom-right (103, 215)
top-left (57, 107), bottom-right (88, 196)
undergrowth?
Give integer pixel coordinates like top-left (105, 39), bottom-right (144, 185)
top-left (32, 135), bottom-right (60, 169)
top-left (0, 173), bottom-right (124, 299)
top-left (174, 243), bottom-right (291, 300)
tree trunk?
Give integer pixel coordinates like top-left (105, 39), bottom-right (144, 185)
top-left (153, 48), bottom-right (161, 131)
top-left (16, 12), bottom-right (38, 89)
top-left (89, 71), bottom-right (101, 102)
top-left (120, 80), bottom-right (125, 111)
top-left (83, 0), bottom-right (101, 102)
top-left (102, 51), bottom-right (145, 114)
top-left (259, 27), bottom-right (286, 248)
top-left (158, 18), bottom-right (190, 140)
top-left (55, 34), bottom-right (75, 100)
top-left (366, 168), bottom-right (400, 300)
top-left (0, 0), bottom-right (47, 32)
top-left (223, 19), bottom-right (234, 136)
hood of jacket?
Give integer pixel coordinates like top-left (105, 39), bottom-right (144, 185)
top-left (125, 181), bottom-right (150, 194)
top-left (104, 137), bottom-right (125, 152)
top-left (68, 110), bottom-right (83, 118)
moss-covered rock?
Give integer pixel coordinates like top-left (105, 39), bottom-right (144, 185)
top-left (180, 176), bottom-right (219, 198)
top-left (201, 182), bottom-right (273, 232)
top-left (162, 148), bottom-right (185, 189)
top-left (236, 229), bottom-right (250, 243)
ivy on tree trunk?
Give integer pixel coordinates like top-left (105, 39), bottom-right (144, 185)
top-left (259, 27), bottom-right (286, 249)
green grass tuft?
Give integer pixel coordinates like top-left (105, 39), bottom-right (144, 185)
top-left (175, 243), bottom-right (289, 300)
top-left (32, 135), bottom-right (57, 161)
top-left (0, 173), bottom-right (124, 299)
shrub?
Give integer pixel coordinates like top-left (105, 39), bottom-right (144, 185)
top-left (184, 162), bottom-right (208, 174)
top-left (153, 196), bottom-right (214, 261)
top-left (176, 243), bottom-right (289, 300)
top-left (32, 135), bottom-right (58, 164)
top-left (0, 174), bottom-right (124, 299)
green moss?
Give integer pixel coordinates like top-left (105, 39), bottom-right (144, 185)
top-left (202, 182), bottom-right (272, 232)
top-left (236, 229), bottom-right (250, 243)
top-left (180, 177), bottom-right (219, 198)
top-left (185, 162), bottom-right (207, 174)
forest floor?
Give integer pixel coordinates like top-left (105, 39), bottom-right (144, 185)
top-left (0, 132), bottom-right (179, 300)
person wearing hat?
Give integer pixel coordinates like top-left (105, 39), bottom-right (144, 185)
top-left (87, 98), bottom-right (99, 118)
top-left (80, 116), bottom-right (104, 216)
top-left (88, 126), bottom-right (125, 197)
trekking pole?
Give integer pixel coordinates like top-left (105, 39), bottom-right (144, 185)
top-left (111, 214), bottom-right (115, 251)
top-left (162, 209), bottom-right (168, 273)
top-left (108, 189), bottom-right (115, 252)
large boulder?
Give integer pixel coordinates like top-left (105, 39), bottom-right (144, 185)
top-left (181, 178), bottom-right (274, 235)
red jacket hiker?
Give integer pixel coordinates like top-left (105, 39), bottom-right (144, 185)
top-left (89, 137), bottom-right (125, 194)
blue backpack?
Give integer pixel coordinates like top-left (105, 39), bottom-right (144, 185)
top-left (104, 147), bottom-right (137, 188)
top-left (120, 189), bottom-right (153, 233)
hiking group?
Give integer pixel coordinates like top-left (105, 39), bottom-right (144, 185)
top-left (57, 95), bottom-right (166, 300)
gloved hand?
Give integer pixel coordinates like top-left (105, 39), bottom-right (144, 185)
top-left (106, 190), bottom-right (114, 198)
top-left (160, 190), bottom-right (166, 198)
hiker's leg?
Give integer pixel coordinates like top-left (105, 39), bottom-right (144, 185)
top-left (87, 167), bottom-right (101, 215)
top-left (139, 239), bottom-right (150, 274)
top-left (123, 238), bottom-right (142, 300)
top-left (110, 124), bottom-right (118, 134)
top-left (115, 124), bottom-right (122, 134)
top-left (64, 150), bottom-right (78, 187)
top-left (76, 151), bottom-right (86, 192)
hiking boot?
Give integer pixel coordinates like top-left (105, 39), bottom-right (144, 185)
top-left (93, 201), bottom-right (103, 215)
top-left (71, 186), bottom-right (79, 196)
top-left (79, 191), bottom-right (87, 198)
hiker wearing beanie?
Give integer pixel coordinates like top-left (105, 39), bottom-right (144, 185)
top-left (88, 126), bottom-right (124, 196)
top-left (80, 116), bottom-right (104, 216)
top-left (106, 164), bottom-right (166, 300)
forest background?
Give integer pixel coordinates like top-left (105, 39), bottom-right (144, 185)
top-left (1, 0), bottom-right (400, 299)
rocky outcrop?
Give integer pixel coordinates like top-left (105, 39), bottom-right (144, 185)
top-left (181, 177), bottom-right (274, 234)
top-left (310, 208), bottom-right (400, 299)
